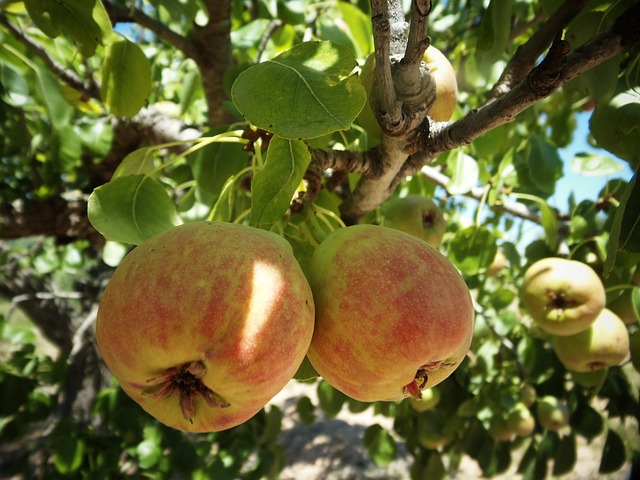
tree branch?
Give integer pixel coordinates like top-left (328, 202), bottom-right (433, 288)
top-left (491, 0), bottom-right (589, 98)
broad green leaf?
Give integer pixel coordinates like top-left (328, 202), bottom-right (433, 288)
top-left (260, 406), bottom-right (283, 445)
top-left (231, 41), bottom-right (366, 139)
top-left (24, 0), bottom-right (112, 57)
top-left (318, 3), bottom-right (373, 59)
top-left (35, 68), bottom-right (71, 128)
top-left (446, 151), bottom-right (479, 195)
top-left (317, 380), bottom-right (346, 418)
top-left (514, 193), bottom-right (558, 251)
top-left (527, 135), bottom-right (563, 195)
top-left (293, 355), bottom-right (319, 382)
top-left (363, 424), bottom-right (397, 467)
top-left (605, 171), bottom-right (639, 275)
top-left (448, 226), bottom-right (498, 276)
top-left (136, 439), bottom-right (161, 469)
top-left (295, 396), bottom-right (316, 424)
top-left (599, 429), bottom-right (626, 474)
top-left (0, 63), bottom-right (29, 106)
top-left (552, 433), bottom-right (577, 476)
top-left (179, 69), bottom-right (202, 115)
top-left (101, 38), bottom-right (151, 117)
top-left (54, 436), bottom-right (85, 474)
top-left (112, 147), bottom-right (157, 179)
top-left (490, 288), bottom-right (516, 310)
top-left (476, 0), bottom-right (512, 65)
top-left (251, 136), bottom-right (311, 226)
top-left (572, 152), bottom-right (624, 176)
top-left (87, 174), bottom-right (182, 244)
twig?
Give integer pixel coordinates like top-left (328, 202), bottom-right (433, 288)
top-left (256, 19), bottom-right (284, 63)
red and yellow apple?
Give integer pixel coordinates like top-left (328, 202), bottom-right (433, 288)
top-left (306, 225), bottom-right (474, 402)
top-left (382, 195), bottom-right (446, 248)
top-left (96, 221), bottom-right (315, 432)
top-left (552, 308), bottom-right (629, 372)
top-left (521, 257), bottom-right (606, 336)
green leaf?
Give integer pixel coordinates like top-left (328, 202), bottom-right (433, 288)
top-left (571, 152), bottom-right (624, 177)
top-left (54, 436), bottom-right (85, 474)
top-left (476, 0), bottom-right (512, 65)
top-left (293, 355), bottom-right (319, 382)
top-left (101, 37), bottom-right (151, 117)
top-left (490, 288), bottom-right (516, 310)
top-left (136, 439), bottom-right (161, 469)
top-left (251, 136), bottom-right (311, 226)
top-left (363, 424), bottom-right (397, 467)
top-left (527, 135), bottom-right (563, 195)
top-left (112, 147), bottom-right (157, 179)
top-left (599, 429), bottom-right (626, 474)
top-left (24, 0), bottom-right (112, 57)
top-left (605, 171), bottom-right (640, 275)
top-left (231, 41), bottom-right (366, 139)
top-left (448, 226), bottom-right (498, 276)
top-left (317, 380), bottom-right (347, 418)
top-left (295, 396), bottom-right (316, 424)
top-left (87, 174), bottom-right (182, 244)
top-left (260, 406), bottom-right (283, 445)
top-left (552, 433), bottom-right (577, 476)
top-left (515, 193), bottom-right (558, 251)
top-left (446, 151), bottom-right (479, 195)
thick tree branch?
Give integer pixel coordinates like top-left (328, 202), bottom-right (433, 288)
top-left (104, 2), bottom-right (195, 56)
top-left (425, 4), bottom-right (640, 157)
top-left (0, 13), bottom-right (100, 99)
top-left (491, 0), bottom-right (589, 97)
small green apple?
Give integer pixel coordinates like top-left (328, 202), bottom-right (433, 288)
top-left (519, 384), bottom-right (537, 407)
top-left (506, 402), bottom-right (535, 437)
top-left (382, 195), bottom-right (446, 248)
top-left (522, 257), bottom-right (606, 336)
top-left (553, 308), bottom-right (629, 372)
top-left (485, 249), bottom-right (507, 277)
top-left (408, 387), bottom-right (441, 412)
top-left (488, 414), bottom-right (515, 442)
top-left (608, 289), bottom-right (640, 325)
top-left (536, 396), bottom-right (570, 431)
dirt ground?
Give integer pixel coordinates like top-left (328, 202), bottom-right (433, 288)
top-left (269, 381), bottom-right (634, 480)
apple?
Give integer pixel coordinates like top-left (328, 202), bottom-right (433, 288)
top-left (522, 257), bottom-right (606, 336)
top-left (519, 384), bottom-right (537, 407)
top-left (571, 369), bottom-right (608, 388)
top-left (357, 45), bottom-right (458, 138)
top-left (506, 402), bottom-right (535, 437)
top-left (408, 387), bottom-right (441, 412)
top-left (382, 195), bottom-right (446, 248)
top-left (536, 396), bottom-right (570, 431)
top-left (96, 221), bottom-right (315, 432)
top-left (608, 289), bottom-right (640, 325)
top-left (485, 249), bottom-right (507, 277)
top-left (416, 411), bottom-right (451, 449)
top-left (552, 308), bottom-right (629, 372)
top-left (488, 414), bottom-right (515, 442)
top-left (630, 330), bottom-right (640, 373)
top-left (306, 225), bottom-right (474, 402)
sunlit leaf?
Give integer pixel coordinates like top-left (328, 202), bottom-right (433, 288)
top-left (363, 424), bottom-right (397, 467)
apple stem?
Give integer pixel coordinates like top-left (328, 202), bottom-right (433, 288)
top-left (141, 360), bottom-right (230, 424)
top-left (403, 367), bottom-right (429, 399)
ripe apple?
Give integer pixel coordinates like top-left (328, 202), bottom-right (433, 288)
top-left (552, 308), bottom-right (629, 372)
top-left (408, 387), bottom-right (441, 412)
top-left (506, 402), bottom-right (535, 437)
top-left (96, 221), bottom-right (315, 432)
top-left (521, 257), bottom-right (606, 336)
top-left (382, 195), bottom-right (446, 248)
top-left (307, 225), bottom-right (474, 402)
top-left (357, 45), bottom-right (458, 138)
top-left (536, 396), bottom-right (570, 431)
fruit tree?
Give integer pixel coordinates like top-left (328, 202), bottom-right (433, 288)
top-left (1, 0), bottom-right (639, 478)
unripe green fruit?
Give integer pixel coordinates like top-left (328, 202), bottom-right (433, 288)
top-left (522, 257), bottom-right (606, 336)
top-left (536, 396), bottom-right (570, 431)
top-left (552, 308), bottom-right (629, 372)
top-left (383, 195), bottom-right (446, 248)
top-left (409, 387), bottom-right (441, 412)
top-left (519, 384), bottom-right (537, 407)
top-left (488, 414), bottom-right (515, 442)
top-left (506, 402), bottom-right (535, 437)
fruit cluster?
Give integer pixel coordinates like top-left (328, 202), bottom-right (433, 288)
top-left (522, 257), bottom-right (630, 373)
top-left (96, 221), bottom-right (475, 432)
